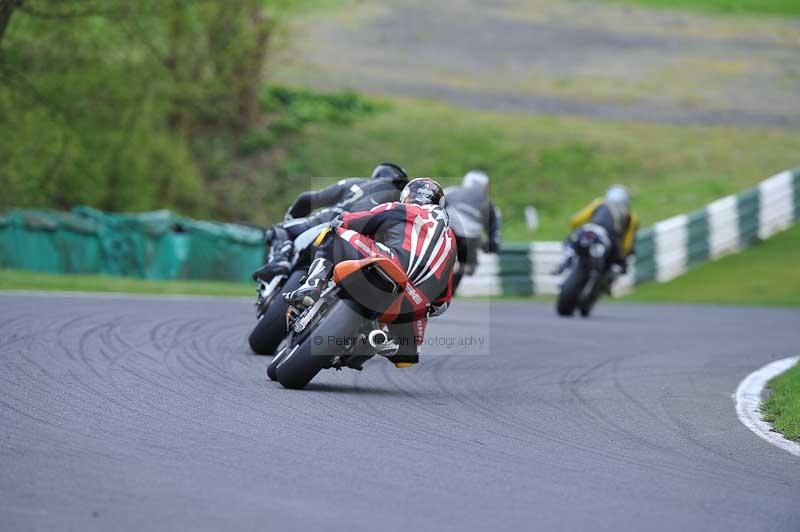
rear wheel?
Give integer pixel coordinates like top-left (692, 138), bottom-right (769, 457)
top-left (556, 266), bottom-right (587, 317)
top-left (248, 270), bottom-right (305, 355)
top-left (275, 300), bottom-right (364, 389)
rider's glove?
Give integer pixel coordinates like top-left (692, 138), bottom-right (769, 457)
top-left (288, 192), bottom-right (314, 219)
top-left (428, 301), bottom-right (449, 318)
top-left (482, 240), bottom-right (499, 254)
top-left (552, 246), bottom-right (575, 275)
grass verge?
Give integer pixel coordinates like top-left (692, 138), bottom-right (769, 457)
top-left (622, 224), bottom-right (800, 306)
top-left (763, 361), bottom-right (800, 442)
top-left (608, 0), bottom-right (800, 16)
top-left (278, 95), bottom-right (800, 241)
top-left (0, 269), bottom-right (252, 298)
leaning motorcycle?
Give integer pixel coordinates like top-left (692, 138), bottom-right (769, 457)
top-left (556, 223), bottom-right (614, 317)
top-left (248, 222), bottom-right (329, 355)
top-left (266, 255), bottom-right (409, 389)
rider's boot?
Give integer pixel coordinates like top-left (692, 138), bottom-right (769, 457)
top-left (252, 229), bottom-right (294, 282)
top-left (283, 257), bottom-right (332, 308)
top-left (552, 245), bottom-right (575, 275)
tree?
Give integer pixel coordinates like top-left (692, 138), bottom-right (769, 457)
top-left (161, 0), bottom-right (275, 133)
top-left (2, 1), bottom-right (360, 223)
top-left (1, 0), bottom-right (284, 216)
top-left (0, 0), bottom-right (23, 43)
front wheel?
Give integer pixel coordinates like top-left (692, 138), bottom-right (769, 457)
top-left (248, 270), bottom-right (305, 355)
top-left (578, 274), bottom-right (604, 317)
top-left (556, 266), bottom-right (587, 317)
top-left (579, 296), bottom-right (597, 317)
top-left (275, 300), bottom-right (364, 389)
top-left (267, 341), bottom-right (289, 381)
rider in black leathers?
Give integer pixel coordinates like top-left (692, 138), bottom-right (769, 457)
top-left (283, 178), bottom-right (456, 367)
top-left (252, 163), bottom-right (408, 281)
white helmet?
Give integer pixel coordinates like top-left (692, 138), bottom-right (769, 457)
top-left (462, 170), bottom-right (489, 191)
top-left (605, 184), bottom-right (630, 214)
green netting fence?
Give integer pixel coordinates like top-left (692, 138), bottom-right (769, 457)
top-left (0, 207), bottom-right (265, 283)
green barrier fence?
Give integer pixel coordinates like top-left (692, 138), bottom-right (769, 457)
top-left (0, 207), bottom-right (266, 283)
top-left (73, 207), bottom-right (191, 279)
top-left (793, 169), bottom-right (800, 220)
top-left (499, 244), bottom-right (533, 296)
top-left (686, 209), bottom-right (710, 267)
top-left (633, 228), bottom-right (656, 284)
top-left (3, 166), bottom-right (797, 290)
top-left (182, 220), bottom-right (265, 283)
top-left (737, 187), bottom-right (760, 248)
top-left (0, 210), bottom-right (104, 274)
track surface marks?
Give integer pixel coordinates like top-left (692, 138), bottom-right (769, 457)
top-left (1, 293), bottom-right (798, 531)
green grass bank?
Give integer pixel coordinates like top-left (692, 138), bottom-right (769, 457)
top-left (763, 362), bottom-right (800, 442)
top-left (622, 224), bottom-right (800, 306)
top-left (278, 95), bottom-right (800, 241)
top-left (0, 270), bottom-right (251, 298)
top-left (609, 0), bottom-right (800, 16)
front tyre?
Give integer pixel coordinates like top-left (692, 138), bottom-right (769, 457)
top-left (248, 270), bottom-right (305, 355)
top-left (578, 272), bottom-right (605, 317)
top-left (275, 300), bottom-right (364, 389)
top-left (579, 297), bottom-right (596, 317)
top-left (267, 341), bottom-right (289, 381)
top-left (451, 269), bottom-right (464, 295)
top-left (556, 266), bottom-right (587, 317)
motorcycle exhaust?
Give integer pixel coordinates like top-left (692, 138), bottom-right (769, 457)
top-left (368, 329), bottom-right (389, 349)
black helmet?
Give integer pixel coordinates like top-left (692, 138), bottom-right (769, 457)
top-left (371, 162), bottom-right (408, 180)
top-left (399, 177), bottom-right (445, 207)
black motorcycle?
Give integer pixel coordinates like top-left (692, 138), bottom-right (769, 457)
top-left (248, 222), bottom-right (329, 355)
top-left (266, 255), bottom-right (409, 389)
top-left (556, 223), bottom-right (615, 317)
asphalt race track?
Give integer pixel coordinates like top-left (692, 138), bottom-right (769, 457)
top-left (1, 293), bottom-right (798, 531)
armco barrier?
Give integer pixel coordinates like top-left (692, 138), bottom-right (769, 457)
top-left (459, 167), bottom-right (800, 297)
top-left (1, 167), bottom-right (797, 289)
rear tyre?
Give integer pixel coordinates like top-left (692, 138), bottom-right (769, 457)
top-left (276, 300), bottom-right (363, 389)
top-left (248, 270), bottom-right (305, 355)
top-left (556, 267), bottom-right (587, 317)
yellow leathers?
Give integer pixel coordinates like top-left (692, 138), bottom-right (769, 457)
top-left (569, 198), bottom-right (639, 257)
